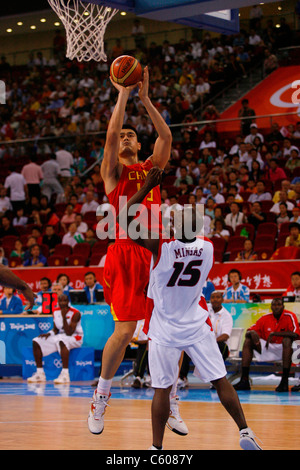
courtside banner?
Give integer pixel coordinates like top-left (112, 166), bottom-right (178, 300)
top-left (217, 65), bottom-right (300, 133)
top-left (6, 259), bottom-right (299, 294)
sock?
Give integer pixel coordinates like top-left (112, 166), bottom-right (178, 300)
top-left (62, 368), bottom-right (69, 375)
top-left (37, 367), bottom-right (44, 373)
top-left (97, 377), bottom-right (112, 396)
top-left (170, 380), bottom-right (178, 399)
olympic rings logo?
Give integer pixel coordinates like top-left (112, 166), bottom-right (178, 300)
top-left (54, 359), bottom-right (63, 368)
top-left (38, 322), bottom-right (52, 331)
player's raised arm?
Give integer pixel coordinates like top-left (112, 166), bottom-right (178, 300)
top-left (100, 81), bottom-right (137, 192)
top-left (117, 167), bottom-right (162, 259)
top-left (0, 264), bottom-right (35, 309)
top-left (138, 67), bottom-right (172, 169)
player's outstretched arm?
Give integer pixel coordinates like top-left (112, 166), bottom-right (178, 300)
top-left (0, 265), bottom-right (35, 309)
top-left (117, 167), bottom-right (162, 259)
top-left (101, 81), bottom-right (138, 191)
top-left (138, 67), bottom-right (172, 170)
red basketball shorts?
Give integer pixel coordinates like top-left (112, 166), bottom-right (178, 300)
top-left (103, 240), bottom-right (152, 322)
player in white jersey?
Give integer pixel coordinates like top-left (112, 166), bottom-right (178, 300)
top-left (27, 294), bottom-right (83, 384)
top-left (118, 167), bottom-right (262, 450)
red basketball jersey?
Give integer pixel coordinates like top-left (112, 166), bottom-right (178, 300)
top-left (105, 159), bottom-right (162, 240)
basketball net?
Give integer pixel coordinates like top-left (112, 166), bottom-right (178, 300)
top-left (48, 0), bottom-right (119, 62)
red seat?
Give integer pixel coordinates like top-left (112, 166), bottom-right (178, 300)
top-left (256, 248), bottom-right (273, 260)
top-left (53, 244), bottom-right (72, 257)
top-left (210, 237), bottom-right (227, 253)
top-left (47, 255), bottom-right (66, 267)
top-left (254, 235), bottom-right (276, 251)
top-left (260, 200), bottom-right (274, 212)
top-left (235, 224), bottom-right (255, 240)
top-left (83, 211), bottom-right (97, 224)
top-left (92, 240), bottom-right (108, 257)
top-left (226, 236), bottom-right (247, 252)
top-left (256, 223), bottom-right (278, 238)
top-left (72, 242), bottom-right (91, 258)
top-left (89, 254), bottom-right (103, 266)
top-left (228, 249), bottom-right (241, 261)
top-left (270, 246), bottom-right (300, 260)
top-left (276, 233), bottom-right (288, 248)
top-left (214, 249), bottom-right (224, 262)
top-left (279, 222), bottom-right (291, 235)
top-left (66, 254), bottom-right (86, 266)
top-left (8, 257), bottom-right (23, 267)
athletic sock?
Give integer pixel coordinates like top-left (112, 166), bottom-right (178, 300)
top-left (170, 380), bottom-right (178, 399)
top-left (152, 444), bottom-right (163, 450)
top-left (37, 367), bottom-right (44, 374)
top-left (97, 377), bottom-right (112, 396)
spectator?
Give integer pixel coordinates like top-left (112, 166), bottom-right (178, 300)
top-left (0, 287), bottom-right (23, 314)
top-left (62, 223), bottom-right (84, 248)
top-left (42, 225), bottom-right (61, 255)
top-left (208, 291), bottom-right (233, 360)
top-left (0, 247), bottom-right (8, 266)
top-left (12, 207), bottom-right (28, 227)
top-left (235, 239), bottom-right (258, 261)
top-left (83, 271), bottom-right (103, 303)
top-left (41, 154), bottom-right (64, 202)
top-left (27, 294), bottom-right (83, 384)
top-left (0, 187), bottom-right (12, 215)
top-left (0, 216), bottom-right (18, 238)
top-left (276, 202), bottom-right (290, 228)
top-left (174, 168), bottom-right (193, 187)
top-left (23, 244), bottom-right (47, 267)
top-left (234, 298), bottom-right (300, 392)
top-left (202, 279), bottom-right (215, 302)
top-left (210, 218), bottom-right (230, 243)
top-left (284, 271), bottom-right (300, 298)
top-left (35, 277), bottom-right (52, 309)
top-left (238, 99), bottom-right (256, 136)
top-left (285, 222), bottom-right (300, 247)
top-left (80, 190), bottom-right (99, 215)
top-left (75, 213), bottom-right (88, 234)
top-left (131, 19), bottom-right (146, 50)
top-left (273, 179), bottom-right (296, 203)
top-left (207, 182), bottom-right (225, 204)
top-left (55, 143), bottom-right (74, 181)
top-left (4, 166), bottom-right (28, 212)
top-left (56, 273), bottom-right (72, 299)
top-left (223, 269), bottom-right (250, 303)
top-left (244, 124), bottom-right (264, 145)
top-left (263, 49), bottom-right (278, 75)
top-left (285, 148), bottom-right (300, 172)
top-left (291, 205), bottom-right (300, 224)
top-left (248, 181), bottom-right (272, 203)
top-left (247, 202), bottom-right (266, 230)
top-left (10, 239), bottom-right (25, 261)
top-left (61, 204), bottom-right (77, 233)
top-left (21, 154), bottom-right (43, 199)
top-left (271, 191), bottom-right (295, 214)
top-left (224, 202), bottom-right (246, 231)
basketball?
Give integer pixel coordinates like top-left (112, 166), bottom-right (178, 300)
top-left (110, 55), bottom-right (143, 87)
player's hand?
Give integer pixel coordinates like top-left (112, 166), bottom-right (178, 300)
top-left (144, 167), bottom-right (163, 191)
top-left (110, 77), bottom-right (138, 94)
top-left (20, 285), bottom-right (36, 310)
top-left (137, 66), bottom-right (149, 101)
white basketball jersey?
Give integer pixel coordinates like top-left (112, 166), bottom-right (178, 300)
top-left (53, 306), bottom-right (83, 341)
top-left (145, 237), bottom-right (214, 347)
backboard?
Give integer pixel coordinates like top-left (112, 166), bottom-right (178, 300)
top-left (85, 0), bottom-right (283, 35)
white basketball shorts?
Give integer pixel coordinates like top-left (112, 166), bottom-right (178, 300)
top-left (148, 323), bottom-right (227, 388)
top-left (33, 333), bottom-right (83, 357)
top-left (253, 339), bottom-right (283, 362)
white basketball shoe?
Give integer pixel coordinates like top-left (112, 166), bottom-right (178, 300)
top-left (166, 395), bottom-right (188, 436)
top-left (54, 369), bottom-right (70, 384)
top-left (88, 390), bottom-right (110, 435)
top-left (239, 427), bottom-right (263, 450)
top-left (27, 370), bottom-right (46, 383)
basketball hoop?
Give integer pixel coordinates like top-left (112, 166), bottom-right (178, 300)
top-left (48, 0), bottom-right (118, 62)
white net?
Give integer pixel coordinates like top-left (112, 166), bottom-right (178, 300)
top-left (48, 0), bottom-right (119, 62)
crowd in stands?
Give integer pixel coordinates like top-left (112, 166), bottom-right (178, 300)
top-left (0, 14), bottom-right (299, 287)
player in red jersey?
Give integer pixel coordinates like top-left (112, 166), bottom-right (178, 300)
top-left (88, 66), bottom-right (175, 436)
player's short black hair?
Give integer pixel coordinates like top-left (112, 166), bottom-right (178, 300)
top-left (121, 124), bottom-right (138, 137)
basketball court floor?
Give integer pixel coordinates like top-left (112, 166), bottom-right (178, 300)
top-left (1, 374), bottom-right (300, 451)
